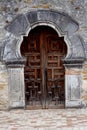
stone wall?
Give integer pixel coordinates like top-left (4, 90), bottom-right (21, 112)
top-left (0, 62), bottom-right (8, 110)
top-left (0, 0), bottom-right (87, 109)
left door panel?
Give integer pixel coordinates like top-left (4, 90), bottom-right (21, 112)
top-left (21, 32), bottom-right (43, 109)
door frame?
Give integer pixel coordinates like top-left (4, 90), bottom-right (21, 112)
top-left (3, 9), bottom-right (85, 109)
top-left (22, 26), bottom-right (67, 109)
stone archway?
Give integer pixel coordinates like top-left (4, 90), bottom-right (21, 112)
top-left (2, 9), bottom-right (85, 108)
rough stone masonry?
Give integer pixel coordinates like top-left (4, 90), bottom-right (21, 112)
top-left (0, 0), bottom-right (87, 110)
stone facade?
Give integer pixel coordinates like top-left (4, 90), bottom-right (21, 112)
top-left (0, 0), bottom-right (87, 109)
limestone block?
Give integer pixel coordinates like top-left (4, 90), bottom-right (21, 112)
top-left (68, 35), bottom-right (85, 59)
top-left (6, 14), bottom-right (30, 36)
top-left (65, 67), bottom-right (82, 107)
top-left (26, 10), bottom-right (78, 36)
top-left (3, 34), bottom-right (23, 62)
top-left (8, 66), bottom-right (25, 108)
top-left (66, 74), bottom-right (81, 100)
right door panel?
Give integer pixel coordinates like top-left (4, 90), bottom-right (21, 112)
top-left (44, 31), bottom-right (67, 108)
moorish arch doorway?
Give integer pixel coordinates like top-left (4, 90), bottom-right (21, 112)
top-left (3, 9), bottom-right (85, 109)
top-left (21, 26), bottom-right (67, 109)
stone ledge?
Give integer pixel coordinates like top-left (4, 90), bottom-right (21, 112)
top-left (65, 100), bottom-right (83, 108)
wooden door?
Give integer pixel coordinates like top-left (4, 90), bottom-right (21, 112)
top-left (21, 26), bottom-right (67, 109)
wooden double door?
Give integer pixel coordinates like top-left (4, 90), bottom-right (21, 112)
top-left (21, 26), bottom-right (67, 109)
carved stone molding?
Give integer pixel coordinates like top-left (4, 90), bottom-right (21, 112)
top-left (2, 9), bottom-right (85, 64)
top-left (6, 10), bottom-right (79, 37)
top-left (63, 58), bottom-right (84, 68)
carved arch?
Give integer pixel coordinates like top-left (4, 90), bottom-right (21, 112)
top-left (2, 9), bottom-right (85, 64)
